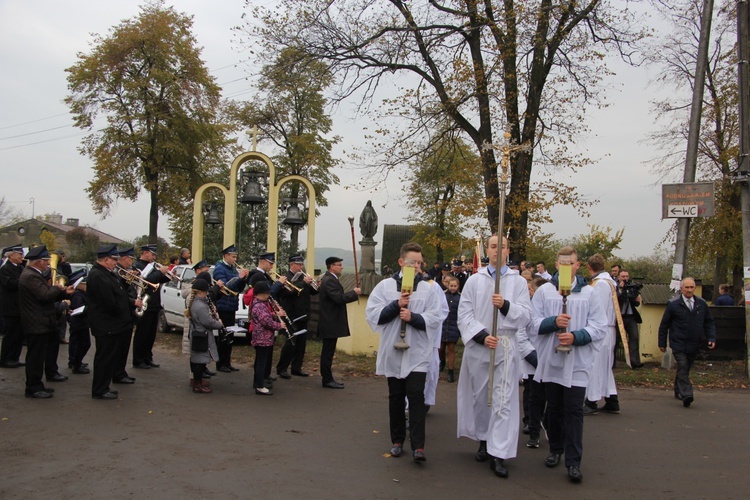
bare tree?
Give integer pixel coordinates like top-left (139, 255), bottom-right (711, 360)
top-left (240, 0), bottom-right (647, 259)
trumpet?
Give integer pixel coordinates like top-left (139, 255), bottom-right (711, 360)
top-left (116, 267), bottom-right (160, 290)
top-left (154, 262), bottom-right (183, 283)
top-left (270, 270), bottom-right (302, 294)
top-left (212, 277), bottom-right (239, 296)
top-left (291, 271), bottom-right (320, 291)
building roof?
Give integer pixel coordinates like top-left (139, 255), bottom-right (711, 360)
top-left (0, 218), bottom-right (128, 247)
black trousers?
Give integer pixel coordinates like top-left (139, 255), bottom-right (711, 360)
top-left (254, 346), bottom-right (273, 389)
top-left (68, 327), bottom-right (91, 368)
top-left (92, 334), bottom-right (119, 396)
top-left (132, 310), bottom-right (158, 366)
top-left (1, 315), bottom-right (24, 364)
top-left (190, 362), bottom-right (206, 382)
top-left (113, 327), bottom-right (133, 381)
top-left (526, 375), bottom-right (546, 434)
top-left (277, 323), bottom-right (308, 373)
top-left (673, 351), bottom-right (697, 400)
top-left (24, 332), bottom-right (55, 393)
top-left (388, 372), bottom-right (427, 450)
top-left (320, 338), bottom-right (338, 384)
top-left (216, 310), bottom-right (235, 368)
top-left (618, 315), bottom-right (642, 366)
top-left (544, 383), bottom-right (586, 467)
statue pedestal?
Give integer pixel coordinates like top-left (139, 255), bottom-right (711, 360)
top-left (359, 239), bottom-right (377, 274)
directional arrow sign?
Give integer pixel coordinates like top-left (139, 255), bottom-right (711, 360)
top-left (667, 204), bottom-right (698, 218)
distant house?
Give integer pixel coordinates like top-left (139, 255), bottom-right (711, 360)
top-left (0, 214), bottom-right (128, 251)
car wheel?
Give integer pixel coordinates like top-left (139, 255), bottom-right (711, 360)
top-left (158, 310), bottom-right (172, 333)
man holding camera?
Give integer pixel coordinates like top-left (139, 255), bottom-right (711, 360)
top-left (617, 269), bottom-right (643, 369)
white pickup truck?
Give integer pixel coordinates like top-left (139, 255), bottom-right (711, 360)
top-left (158, 264), bottom-right (250, 337)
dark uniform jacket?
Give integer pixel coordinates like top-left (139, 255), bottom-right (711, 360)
top-left (86, 262), bottom-right (132, 336)
top-left (133, 259), bottom-right (171, 310)
top-left (116, 264), bottom-right (140, 320)
top-left (0, 260), bottom-right (23, 318)
top-left (18, 266), bottom-right (68, 335)
top-left (617, 285), bottom-right (642, 323)
top-left (214, 260), bottom-right (248, 312)
top-left (278, 270), bottom-right (319, 321)
top-left (317, 271), bottom-right (358, 339)
top-left (658, 295), bottom-right (716, 354)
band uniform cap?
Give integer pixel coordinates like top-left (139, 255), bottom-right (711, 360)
top-left (117, 246), bottom-right (135, 258)
top-left (222, 244), bottom-right (238, 255)
top-left (259, 252), bottom-right (275, 263)
top-left (25, 245), bottom-right (49, 261)
top-left (196, 271), bottom-right (212, 283)
top-left (68, 269), bottom-right (86, 284)
top-left (96, 244), bottom-right (120, 259)
top-left (288, 255), bottom-right (304, 264)
top-left (253, 280), bottom-right (271, 294)
top-left (452, 259), bottom-right (463, 267)
top-left (192, 279), bottom-right (210, 292)
top-left (325, 256), bottom-right (343, 267)
top-left (3, 245), bottom-right (23, 255)
top-left (141, 244), bottom-right (158, 254)
top-left (441, 262), bottom-right (451, 271)
top-left (192, 259), bottom-right (210, 271)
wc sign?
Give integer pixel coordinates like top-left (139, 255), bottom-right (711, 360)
top-left (662, 182), bottom-right (715, 218)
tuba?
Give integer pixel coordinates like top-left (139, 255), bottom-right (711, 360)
top-left (48, 252), bottom-right (68, 286)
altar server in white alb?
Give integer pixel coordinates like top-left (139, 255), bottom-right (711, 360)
top-left (584, 254), bottom-right (620, 415)
top-left (366, 242), bottom-right (447, 463)
top-left (456, 235), bottom-right (531, 479)
top-left (529, 246), bottom-right (607, 484)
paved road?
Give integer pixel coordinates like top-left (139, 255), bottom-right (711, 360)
top-left (1, 344), bottom-right (748, 499)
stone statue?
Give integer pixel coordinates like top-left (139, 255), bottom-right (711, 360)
top-left (359, 200), bottom-right (378, 241)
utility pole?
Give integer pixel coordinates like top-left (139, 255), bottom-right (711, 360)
top-left (736, 0), bottom-right (750, 379)
top-left (672, 0), bottom-right (714, 285)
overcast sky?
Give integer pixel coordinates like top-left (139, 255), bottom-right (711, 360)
top-left (0, 0), bottom-right (681, 260)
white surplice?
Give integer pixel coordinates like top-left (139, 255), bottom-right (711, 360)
top-left (456, 267), bottom-right (531, 460)
top-left (585, 271), bottom-right (618, 401)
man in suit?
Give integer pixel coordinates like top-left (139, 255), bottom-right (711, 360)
top-left (112, 246), bottom-right (142, 385)
top-left (213, 244), bottom-right (250, 372)
top-left (18, 245), bottom-right (74, 398)
top-left (87, 244), bottom-right (133, 400)
top-left (318, 256), bottom-right (360, 389)
top-left (658, 277), bottom-right (716, 407)
top-left (617, 269), bottom-right (644, 368)
top-left (0, 245), bottom-right (26, 368)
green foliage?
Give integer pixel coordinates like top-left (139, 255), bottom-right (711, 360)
top-left (64, 227), bottom-right (101, 263)
top-left (231, 46), bottom-right (341, 248)
top-left (618, 251), bottom-right (673, 284)
top-left (132, 234), bottom-right (177, 264)
top-left (65, 1), bottom-right (238, 242)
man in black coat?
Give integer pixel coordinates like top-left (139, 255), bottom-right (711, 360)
top-left (87, 244), bottom-right (133, 400)
top-left (112, 246), bottom-right (142, 384)
top-left (276, 254), bottom-right (319, 379)
top-left (18, 245), bottom-right (73, 398)
top-left (131, 244), bottom-right (171, 369)
top-left (0, 245), bottom-right (26, 368)
top-left (658, 277), bottom-right (716, 407)
top-left (617, 269), bottom-right (644, 368)
top-left (317, 256), bottom-right (360, 389)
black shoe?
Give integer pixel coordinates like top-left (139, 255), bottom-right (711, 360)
top-left (113, 377), bottom-right (135, 384)
top-left (601, 403), bottom-right (620, 414)
top-left (632, 363), bottom-right (644, 369)
top-left (133, 363), bottom-right (151, 369)
top-left (254, 387), bottom-right (273, 395)
top-left (322, 381), bottom-right (344, 389)
top-left (475, 441), bottom-right (488, 462)
top-left (1, 360), bottom-right (22, 368)
top-left (92, 392), bottom-right (118, 400)
top-left (147, 361), bottom-right (160, 368)
top-left (42, 387), bottom-right (55, 393)
top-left (447, 369), bottom-right (455, 383)
top-left (80, 362), bottom-right (88, 368)
top-left (389, 443), bottom-right (403, 457)
top-left (545, 453), bottom-right (562, 468)
top-left (47, 373), bottom-right (68, 382)
top-left (583, 402), bottom-right (599, 416)
top-left (277, 370), bottom-right (292, 380)
top-left (683, 395), bottom-right (693, 407)
top-left (204, 368), bottom-right (217, 376)
top-left (25, 390), bottom-right (53, 399)
top-left (291, 370), bottom-right (310, 377)
top-left (72, 366), bottom-right (90, 374)
top-left (202, 371), bottom-right (213, 378)
top-left (490, 458), bottom-right (508, 478)
top-left (527, 432), bottom-right (540, 448)
top-left (568, 465), bottom-right (583, 483)
top-left (412, 449), bottom-right (426, 462)
top-left (228, 365), bottom-right (240, 372)
top-left (217, 366), bottom-right (232, 373)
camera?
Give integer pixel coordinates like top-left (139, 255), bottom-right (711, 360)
top-left (622, 280), bottom-right (643, 299)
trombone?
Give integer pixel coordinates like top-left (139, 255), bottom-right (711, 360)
top-left (292, 271), bottom-right (320, 291)
top-left (154, 262), bottom-right (183, 283)
top-left (212, 277), bottom-right (239, 296)
top-left (270, 270), bottom-right (302, 294)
